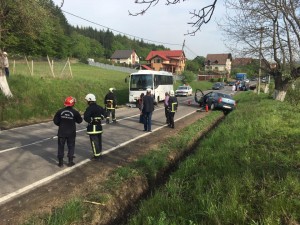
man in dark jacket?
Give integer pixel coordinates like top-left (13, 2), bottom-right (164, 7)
top-left (142, 88), bottom-right (154, 132)
top-left (167, 90), bottom-right (178, 129)
top-left (84, 93), bottom-right (107, 161)
top-left (53, 96), bottom-right (82, 167)
top-left (104, 87), bottom-right (117, 124)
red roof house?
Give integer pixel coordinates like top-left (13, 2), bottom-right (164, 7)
top-left (145, 50), bottom-right (186, 74)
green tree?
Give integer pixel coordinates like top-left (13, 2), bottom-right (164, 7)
top-left (181, 71), bottom-right (196, 84)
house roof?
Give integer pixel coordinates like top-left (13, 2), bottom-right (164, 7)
top-left (232, 58), bottom-right (252, 66)
top-left (111, 50), bottom-right (135, 59)
top-left (145, 50), bottom-right (185, 61)
top-left (141, 65), bottom-right (153, 70)
top-left (206, 53), bottom-right (232, 65)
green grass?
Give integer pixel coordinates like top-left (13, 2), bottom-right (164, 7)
top-left (0, 61), bottom-right (129, 128)
top-left (127, 92), bottom-right (300, 225)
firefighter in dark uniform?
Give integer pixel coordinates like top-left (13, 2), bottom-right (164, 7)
top-left (167, 90), bottom-right (178, 129)
top-left (53, 96), bottom-right (83, 167)
top-left (104, 87), bottom-right (117, 124)
top-left (84, 93), bottom-right (107, 161)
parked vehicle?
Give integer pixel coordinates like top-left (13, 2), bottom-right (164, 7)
top-left (195, 91), bottom-right (236, 113)
top-left (236, 73), bottom-right (247, 81)
top-left (128, 70), bottom-right (174, 104)
top-left (175, 85), bottom-right (193, 96)
top-left (212, 82), bottom-right (224, 90)
top-left (227, 81), bottom-right (236, 86)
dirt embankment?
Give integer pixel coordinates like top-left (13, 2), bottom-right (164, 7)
top-left (0, 110), bottom-right (223, 225)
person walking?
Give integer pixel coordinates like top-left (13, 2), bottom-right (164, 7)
top-left (3, 52), bottom-right (9, 78)
top-left (138, 92), bottom-right (144, 123)
top-left (142, 88), bottom-right (154, 132)
top-left (167, 90), bottom-right (178, 129)
top-left (53, 96), bottom-right (83, 167)
top-left (104, 88), bottom-right (117, 124)
top-left (84, 93), bottom-right (107, 161)
top-left (164, 91), bottom-right (170, 124)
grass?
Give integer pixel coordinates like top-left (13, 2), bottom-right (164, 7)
top-left (127, 92), bottom-right (300, 225)
top-left (0, 61), bottom-right (211, 129)
top-left (0, 61), bottom-right (129, 128)
top-left (21, 92), bottom-right (300, 224)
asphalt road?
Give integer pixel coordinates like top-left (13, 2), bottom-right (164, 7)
top-left (0, 86), bottom-right (235, 205)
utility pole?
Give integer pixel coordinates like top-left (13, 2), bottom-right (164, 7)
top-left (257, 27), bottom-right (264, 95)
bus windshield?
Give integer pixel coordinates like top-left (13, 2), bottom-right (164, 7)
top-left (130, 74), bottom-right (153, 90)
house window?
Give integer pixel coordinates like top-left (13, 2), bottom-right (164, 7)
top-left (154, 58), bottom-right (161, 63)
top-left (214, 67), bottom-right (219, 71)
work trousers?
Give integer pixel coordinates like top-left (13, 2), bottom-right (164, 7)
top-left (106, 108), bottom-right (116, 122)
top-left (164, 107), bottom-right (169, 123)
top-left (143, 111), bottom-right (152, 131)
top-left (168, 112), bottom-right (175, 128)
top-left (57, 136), bottom-right (75, 159)
top-left (89, 133), bottom-right (102, 157)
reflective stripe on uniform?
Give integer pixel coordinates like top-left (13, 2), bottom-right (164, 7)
top-left (87, 125), bottom-right (103, 134)
top-left (106, 100), bottom-right (114, 109)
top-left (171, 102), bottom-right (177, 112)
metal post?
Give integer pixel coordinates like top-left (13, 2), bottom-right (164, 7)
top-left (258, 27), bottom-right (263, 95)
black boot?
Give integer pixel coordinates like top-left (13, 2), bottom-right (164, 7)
top-left (68, 157), bottom-right (75, 167)
top-left (58, 158), bottom-right (63, 167)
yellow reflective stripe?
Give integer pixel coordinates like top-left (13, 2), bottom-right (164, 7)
top-left (106, 100), bottom-right (115, 109)
top-left (93, 117), bottom-right (102, 120)
top-left (91, 141), bottom-right (96, 155)
top-left (171, 102), bottom-right (177, 112)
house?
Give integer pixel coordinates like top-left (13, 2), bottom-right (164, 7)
top-left (145, 50), bottom-right (186, 74)
top-left (110, 50), bottom-right (139, 65)
top-left (205, 53), bottom-right (232, 75)
top-left (232, 58), bottom-right (252, 67)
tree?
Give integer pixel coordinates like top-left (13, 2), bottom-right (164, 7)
top-left (129, 0), bottom-right (218, 35)
top-left (181, 71), bottom-right (196, 84)
top-left (222, 0), bottom-right (300, 101)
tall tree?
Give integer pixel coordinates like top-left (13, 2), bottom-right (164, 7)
top-left (222, 0), bottom-right (300, 101)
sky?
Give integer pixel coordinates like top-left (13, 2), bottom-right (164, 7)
top-left (52, 0), bottom-right (229, 59)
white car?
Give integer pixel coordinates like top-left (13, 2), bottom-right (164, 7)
top-left (175, 85), bottom-right (193, 97)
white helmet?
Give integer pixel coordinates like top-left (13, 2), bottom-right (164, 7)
top-left (109, 87), bottom-right (114, 92)
top-left (85, 93), bottom-right (96, 102)
top-left (170, 90), bottom-right (175, 96)
top-left (146, 88), bottom-right (151, 93)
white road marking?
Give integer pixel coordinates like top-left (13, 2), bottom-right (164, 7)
top-left (0, 110), bottom-right (196, 205)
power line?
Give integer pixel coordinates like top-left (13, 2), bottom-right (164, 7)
top-left (61, 10), bottom-right (182, 47)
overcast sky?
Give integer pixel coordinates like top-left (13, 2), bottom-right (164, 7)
top-left (52, 0), bottom-right (229, 59)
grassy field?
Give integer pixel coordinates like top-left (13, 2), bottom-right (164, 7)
top-left (0, 61), bottom-right (211, 129)
top-left (127, 92), bottom-right (300, 225)
top-left (22, 92), bottom-right (300, 224)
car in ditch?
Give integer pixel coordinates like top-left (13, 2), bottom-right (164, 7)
top-left (195, 91), bottom-right (236, 114)
top-left (175, 85), bottom-right (193, 97)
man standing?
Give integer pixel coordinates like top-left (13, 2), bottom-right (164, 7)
top-left (142, 88), bottom-right (154, 132)
top-left (84, 93), bottom-right (107, 161)
top-left (167, 90), bottom-right (178, 129)
top-left (104, 87), bottom-right (117, 124)
top-left (3, 52), bottom-right (9, 78)
top-left (53, 96), bottom-right (83, 167)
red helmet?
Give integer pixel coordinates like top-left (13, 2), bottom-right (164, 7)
top-left (64, 96), bottom-right (76, 107)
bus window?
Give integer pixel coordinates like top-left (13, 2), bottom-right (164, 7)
top-left (130, 74), bottom-right (153, 90)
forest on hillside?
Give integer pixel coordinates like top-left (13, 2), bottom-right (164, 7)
top-left (0, 0), bottom-right (169, 61)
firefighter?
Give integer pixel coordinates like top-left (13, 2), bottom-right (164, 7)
top-left (53, 96), bottom-right (83, 167)
top-left (104, 87), bottom-right (117, 124)
top-left (84, 93), bottom-right (107, 161)
top-left (167, 90), bottom-right (178, 129)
